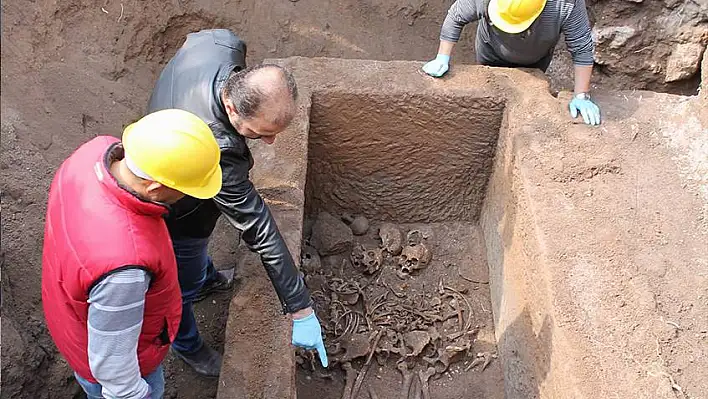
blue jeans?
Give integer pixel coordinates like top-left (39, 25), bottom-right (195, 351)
top-left (172, 237), bottom-right (219, 353)
top-left (75, 366), bottom-right (164, 399)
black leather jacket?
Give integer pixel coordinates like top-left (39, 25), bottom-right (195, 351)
top-left (147, 29), bottom-right (311, 314)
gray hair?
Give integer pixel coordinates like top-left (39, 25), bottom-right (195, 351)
top-left (223, 64), bottom-right (298, 126)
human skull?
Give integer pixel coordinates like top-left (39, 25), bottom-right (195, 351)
top-left (301, 245), bottom-right (321, 274)
top-left (378, 223), bottom-right (403, 255)
top-left (398, 243), bottom-right (432, 273)
top-left (351, 244), bottom-right (383, 274)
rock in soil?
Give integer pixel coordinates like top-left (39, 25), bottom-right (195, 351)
top-left (665, 42), bottom-right (706, 82)
top-left (310, 212), bottom-right (354, 256)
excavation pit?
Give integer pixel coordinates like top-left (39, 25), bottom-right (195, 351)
top-left (198, 58), bottom-right (707, 399)
top-left (296, 89), bottom-right (505, 398)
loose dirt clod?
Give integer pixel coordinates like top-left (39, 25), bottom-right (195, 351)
top-left (311, 212), bottom-right (354, 256)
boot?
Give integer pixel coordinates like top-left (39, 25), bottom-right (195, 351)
top-left (193, 268), bottom-right (237, 303)
top-left (171, 343), bottom-right (222, 377)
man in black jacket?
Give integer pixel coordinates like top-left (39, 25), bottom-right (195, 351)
top-left (147, 29), bottom-right (327, 377)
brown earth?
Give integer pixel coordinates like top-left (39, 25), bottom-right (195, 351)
top-left (1, 0), bottom-right (707, 398)
top-left (282, 57), bottom-right (707, 398)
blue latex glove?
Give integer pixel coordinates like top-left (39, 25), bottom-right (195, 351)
top-left (422, 54), bottom-right (450, 77)
top-left (569, 96), bottom-right (601, 126)
top-left (292, 313), bottom-right (328, 367)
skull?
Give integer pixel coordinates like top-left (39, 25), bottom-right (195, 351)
top-left (398, 243), bottom-right (432, 273)
top-left (301, 245), bottom-right (321, 274)
top-left (378, 223), bottom-right (403, 255)
top-left (406, 229), bottom-right (424, 246)
top-left (351, 244), bottom-right (383, 274)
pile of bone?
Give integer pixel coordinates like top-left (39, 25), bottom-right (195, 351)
top-left (300, 213), bottom-right (495, 398)
top-left (298, 279), bottom-right (495, 399)
top-left (304, 212), bottom-right (432, 279)
top-left (351, 223), bottom-right (432, 279)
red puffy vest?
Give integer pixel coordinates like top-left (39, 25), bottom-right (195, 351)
top-left (41, 136), bottom-right (182, 382)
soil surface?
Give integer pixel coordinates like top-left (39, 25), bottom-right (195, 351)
top-left (1, 0), bottom-right (706, 398)
top-left (297, 220), bottom-right (503, 399)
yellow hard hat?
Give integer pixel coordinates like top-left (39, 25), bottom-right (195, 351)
top-left (122, 109), bottom-right (222, 199)
top-left (488, 0), bottom-right (547, 34)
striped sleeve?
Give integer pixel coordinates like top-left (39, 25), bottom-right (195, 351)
top-left (440, 0), bottom-right (482, 43)
top-left (87, 268), bottom-right (152, 399)
top-left (561, 0), bottom-right (595, 66)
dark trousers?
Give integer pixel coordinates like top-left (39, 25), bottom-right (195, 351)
top-left (171, 237), bottom-right (219, 353)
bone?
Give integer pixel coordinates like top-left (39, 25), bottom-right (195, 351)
top-left (341, 362), bottom-right (357, 399)
top-left (481, 351), bottom-right (497, 371)
top-left (340, 332), bottom-right (371, 362)
top-left (350, 329), bottom-right (384, 399)
top-left (399, 243), bottom-right (432, 274)
top-left (397, 361), bottom-right (415, 399)
top-left (403, 330), bottom-right (431, 357)
top-left (368, 386), bottom-right (380, 399)
top-left (301, 244), bottom-right (322, 274)
top-left (418, 367), bottom-right (436, 399)
top-left (351, 245), bottom-right (384, 274)
top-left (410, 376), bottom-right (422, 399)
top-left (379, 223), bottom-right (403, 255)
top-left (464, 351), bottom-right (496, 372)
top-left (423, 348), bottom-right (454, 374)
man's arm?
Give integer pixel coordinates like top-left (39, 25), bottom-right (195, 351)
top-left (87, 268), bottom-right (152, 399)
top-left (561, 0), bottom-right (595, 90)
top-left (562, 0), bottom-right (601, 125)
top-left (212, 148), bottom-right (312, 314)
top-left (423, 0), bottom-right (480, 77)
top-left (440, 0), bottom-right (481, 44)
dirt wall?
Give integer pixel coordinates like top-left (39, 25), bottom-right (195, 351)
top-left (306, 91), bottom-right (504, 223)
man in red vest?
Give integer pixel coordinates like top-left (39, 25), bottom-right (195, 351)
top-left (42, 109), bottom-right (222, 399)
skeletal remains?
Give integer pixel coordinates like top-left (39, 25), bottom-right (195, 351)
top-left (398, 242), bottom-right (432, 274)
top-left (351, 244), bottom-right (384, 275)
top-left (300, 220), bottom-right (495, 398)
top-left (378, 223), bottom-right (404, 255)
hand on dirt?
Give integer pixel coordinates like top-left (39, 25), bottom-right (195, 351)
top-left (292, 312), bottom-right (329, 367)
top-left (422, 54), bottom-right (450, 77)
top-left (569, 97), bottom-right (601, 126)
